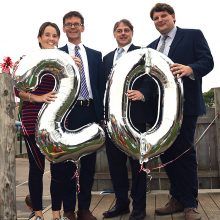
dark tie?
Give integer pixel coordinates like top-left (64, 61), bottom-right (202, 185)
top-left (75, 45), bottom-right (89, 99)
top-left (158, 35), bottom-right (168, 53)
top-left (116, 48), bottom-right (124, 60)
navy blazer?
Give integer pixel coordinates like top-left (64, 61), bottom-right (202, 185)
top-left (103, 44), bottom-right (158, 125)
top-left (148, 27), bottom-right (214, 116)
top-left (59, 44), bottom-right (105, 121)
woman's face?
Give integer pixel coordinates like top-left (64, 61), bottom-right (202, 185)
top-left (38, 26), bottom-right (59, 49)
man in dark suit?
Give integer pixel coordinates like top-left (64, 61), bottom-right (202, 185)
top-left (102, 19), bottom-right (158, 220)
top-left (59, 11), bottom-right (105, 220)
top-left (148, 3), bottom-right (214, 220)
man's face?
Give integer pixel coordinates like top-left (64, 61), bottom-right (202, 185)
top-left (63, 16), bottom-right (84, 43)
top-left (152, 11), bottom-right (175, 34)
top-left (114, 22), bottom-right (133, 47)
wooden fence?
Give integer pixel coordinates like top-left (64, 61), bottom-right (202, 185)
top-left (92, 88), bottom-right (220, 191)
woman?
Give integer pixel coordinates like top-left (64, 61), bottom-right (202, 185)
top-left (15, 22), bottom-right (76, 220)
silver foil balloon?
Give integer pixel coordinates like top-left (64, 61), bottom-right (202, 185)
top-left (104, 48), bottom-right (183, 163)
top-left (13, 49), bottom-right (105, 163)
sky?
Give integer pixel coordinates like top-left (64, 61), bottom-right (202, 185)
top-left (0, 0), bottom-right (219, 92)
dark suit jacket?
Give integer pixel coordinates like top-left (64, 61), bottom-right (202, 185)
top-left (148, 27), bottom-right (214, 116)
top-left (103, 44), bottom-right (158, 125)
top-left (59, 44), bottom-right (105, 121)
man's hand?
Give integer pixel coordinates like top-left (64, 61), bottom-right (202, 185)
top-left (72, 56), bottom-right (81, 68)
top-left (127, 90), bottom-right (144, 101)
top-left (170, 63), bottom-right (193, 78)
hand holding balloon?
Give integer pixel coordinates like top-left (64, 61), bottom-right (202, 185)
top-left (170, 63), bottom-right (193, 78)
top-left (23, 91), bottom-right (57, 103)
top-left (72, 56), bottom-right (81, 68)
top-left (127, 90), bottom-right (144, 101)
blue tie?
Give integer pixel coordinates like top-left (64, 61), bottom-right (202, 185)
top-left (75, 45), bottom-right (90, 99)
top-left (116, 48), bottom-right (124, 60)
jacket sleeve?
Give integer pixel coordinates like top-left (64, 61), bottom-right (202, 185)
top-left (188, 30), bottom-right (214, 78)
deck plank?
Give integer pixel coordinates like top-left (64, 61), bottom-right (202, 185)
top-left (155, 194), bottom-right (171, 220)
top-left (29, 191), bottom-right (220, 219)
top-left (197, 196), bottom-right (209, 220)
top-left (209, 192), bottom-right (220, 208)
top-left (145, 193), bottom-right (156, 220)
top-left (199, 193), bottom-right (220, 220)
top-left (92, 194), bottom-right (115, 220)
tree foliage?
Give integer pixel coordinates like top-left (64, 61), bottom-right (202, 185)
top-left (203, 89), bottom-right (214, 107)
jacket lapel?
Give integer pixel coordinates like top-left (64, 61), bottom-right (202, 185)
top-left (84, 46), bottom-right (93, 82)
top-left (168, 27), bottom-right (184, 58)
top-left (152, 38), bottom-right (160, 50)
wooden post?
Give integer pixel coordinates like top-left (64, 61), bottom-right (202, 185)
top-left (214, 87), bottom-right (220, 181)
top-left (0, 73), bottom-right (17, 220)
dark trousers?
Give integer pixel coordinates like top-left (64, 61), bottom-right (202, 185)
top-left (105, 122), bottom-right (147, 211)
top-left (24, 135), bottom-right (45, 211)
top-left (50, 161), bottom-right (76, 212)
top-left (160, 115), bottom-right (198, 208)
top-left (24, 135), bottom-right (76, 212)
top-left (67, 103), bottom-right (98, 210)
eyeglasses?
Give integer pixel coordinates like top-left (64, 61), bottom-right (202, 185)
top-left (115, 28), bottom-right (131, 34)
top-left (64, 23), bottom-right (83, 28)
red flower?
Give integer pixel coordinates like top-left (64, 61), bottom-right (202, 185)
top-left (52, 145), bottom-right (63, 153)
top-left (0, 57), bottom-right (13, 74)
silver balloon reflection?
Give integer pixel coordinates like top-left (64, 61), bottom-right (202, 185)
top-left (14, 49), bottom-right (105, 163)
top-left (104, 48), bottom-right (183, 164)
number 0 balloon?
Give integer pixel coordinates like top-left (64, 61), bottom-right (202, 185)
top-left (104, 48), bottom-right (183, 164)
top-left (13, 49), bottom-right (105, 163)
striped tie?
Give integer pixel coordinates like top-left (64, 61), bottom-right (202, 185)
top-left (75, 45), bottom-right (89, 99)
top-left (158, 35), bottom-right (168, 54)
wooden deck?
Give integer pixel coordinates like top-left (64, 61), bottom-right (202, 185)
top-left (31, 190), bottom-right (220, 220)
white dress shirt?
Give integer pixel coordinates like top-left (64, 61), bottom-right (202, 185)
top-left (67, 42), bottom-right (93, 99)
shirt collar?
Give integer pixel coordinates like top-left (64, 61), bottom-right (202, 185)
top-left (67, 42), bottom-right (83, 51)
top-left (161, 26), bottom-right (177, 40)
top-left (118, 43), bottom-right (132, 53)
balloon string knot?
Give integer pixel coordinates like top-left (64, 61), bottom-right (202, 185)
top-left (139, 163), bottom-right (151, 174)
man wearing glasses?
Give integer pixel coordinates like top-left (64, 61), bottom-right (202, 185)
top-left (59, 11), bottom-right (105, 220)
